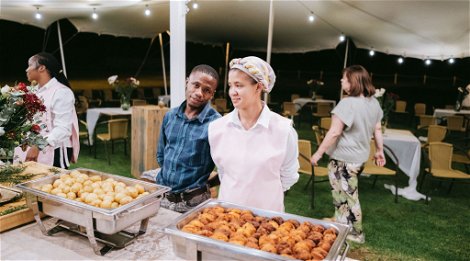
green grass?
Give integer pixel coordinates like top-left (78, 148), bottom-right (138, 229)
top-left (72, 115), bottom-right (470, 260)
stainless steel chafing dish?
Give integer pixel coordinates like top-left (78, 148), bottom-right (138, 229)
top-left (17, 168), bottom-right (170, 255)
top-left (164, 199), bottom-right (351, 261)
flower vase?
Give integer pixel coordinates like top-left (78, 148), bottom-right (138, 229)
top-left (120, 95), bottom-right (131, 110)
top-left (312, 91), bottom-right (316, 100)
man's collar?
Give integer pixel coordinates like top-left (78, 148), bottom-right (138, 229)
top-left (177, 101), bottom-right (213, 123)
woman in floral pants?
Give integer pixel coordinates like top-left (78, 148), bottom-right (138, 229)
top-left (311, 65), bottom-right (385, 244)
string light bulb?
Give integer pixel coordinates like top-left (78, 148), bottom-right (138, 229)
top-left (308, 12), bottom-right (315, 22)
top-left (339, 33), bottom-right (345, 42)
top-left (425, 58), bottom-right (431, 65)
top-left (144, 5), bottom-right (151, 16)
top-left (448, 57), bottom-right (455, 64)
top-left (35, 7), bottom-right (42, 20)
top-left (192, 2), bottom-right (199, 9)
top-left (91, 8), bottom-right (98, 20)
top-left (369, 48), bottom-right (375, 56)
top-left (398, 57), bottom-right (404, 64)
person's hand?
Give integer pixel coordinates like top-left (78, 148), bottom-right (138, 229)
top-left (310, 152), bottom-right (323, 166)
top-left (374, 151), bottom-right (386, 167)
top-left (25, 146), bottom-right (39, 162)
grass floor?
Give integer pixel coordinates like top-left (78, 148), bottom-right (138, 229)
top-left (72, 114), bottom-right (470, 261)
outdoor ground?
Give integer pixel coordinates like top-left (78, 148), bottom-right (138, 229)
top-left (72, 112), bottom-right (470, 261)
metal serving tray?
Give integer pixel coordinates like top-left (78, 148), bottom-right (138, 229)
top-left (164, 199), bottom-right (351, 261)
top-left (17, 168), bottom-right (170, 255)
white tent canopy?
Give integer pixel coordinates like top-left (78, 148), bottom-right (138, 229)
top-left (2, 0), bottom-right (469, 60)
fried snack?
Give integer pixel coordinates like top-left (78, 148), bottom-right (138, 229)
top-left (179, 206), bottom-right (338, 260)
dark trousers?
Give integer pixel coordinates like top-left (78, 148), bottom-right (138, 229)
top-left (53, 147), bottom-right (73, 169)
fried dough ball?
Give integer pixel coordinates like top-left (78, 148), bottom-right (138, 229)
top-left (198, 212), bottom-right (216, 225)
top-left (312, 247), bottom-right (328, 259)
top-left (318, 240), bottom-right (332, 252)
top-left (198, 229), bottom-right (214, 237)
top-left (260, 243), bottom-right (277, 254)
top-left (307, 231), bottom-right (324, 244)
top-left (210, 232), bottom-right (229, 242)
top-left (237, 222), bottom-right (256, 237)
top-left (245, 240), bottom-right (260, 249)
top-left (323, 227), bottom-right (337, 236)
top-left (323, 232), bottom-right (337, 243)
top-left (311, 225), bottom-right (325, 233)
top-left (286, 219), bottom-right (300, 228)
top-left (296, 250), bottom-right (312, 260)
top-left (290, 229), bottom-right (307, 240)
top-left (293, 239), bottom-right (315, 253)
top-left (270, 216), bottom-right (284, 226)
top-left (182, 224), bottom-right (201, 234)
top-left (188, 219), bottom-right (205, 228)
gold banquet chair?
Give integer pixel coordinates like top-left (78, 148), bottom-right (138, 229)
top-left (298, 139), bottom-right (329, 208)
top-left (446, 115), bottom-right (466, 135)
top-left (320, 117), bottom-right (332, 131)
top-left (414, 103), bottom-right (426, 117)
top-left (78, 120), bottom-right (92, 153)
top-left (95, 118), bottom-right (129, 165)
top-left (417, 115), bottom-right (437, 129)
top-left (362, 140), bottom-right (400, 203)
top-left (418, 125), bottom-right (447, 146)
top-left (420, 142), bottom-right (470, 204)
top-left (282, 102), bottom-right (300, 126)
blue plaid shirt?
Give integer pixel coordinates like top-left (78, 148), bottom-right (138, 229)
top-left (156, 101), bottom-right (221, 193)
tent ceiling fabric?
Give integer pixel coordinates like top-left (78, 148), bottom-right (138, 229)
top-left (1, 0), bottom-right (468, 59)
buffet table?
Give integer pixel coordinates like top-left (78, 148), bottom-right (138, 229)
top-left (1, 208), bottom-right (182, 260)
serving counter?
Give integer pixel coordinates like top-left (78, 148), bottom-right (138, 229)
top-left (1, 208), bottom-right (182, 260)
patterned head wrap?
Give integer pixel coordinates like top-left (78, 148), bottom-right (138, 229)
top-left (229, 56), bottom-right (276, 93)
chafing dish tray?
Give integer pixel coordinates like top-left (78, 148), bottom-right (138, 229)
top-left (164, 199), bottom-right (351, 260)
top-left (17, 168), bottom-right (170, 255)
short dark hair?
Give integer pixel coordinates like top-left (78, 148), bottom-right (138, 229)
top-left (191, 64), bottom-right (219, 85)
top-left (342, 65), bottom-right (375, 97)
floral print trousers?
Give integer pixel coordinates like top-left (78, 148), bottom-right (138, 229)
top-left (328, 159), bottom-right (365, 236)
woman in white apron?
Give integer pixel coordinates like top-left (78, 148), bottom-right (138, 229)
top-left (208, 56), bottom-right (299, 212)
top-left (14, 52), bottom-right (79, 169)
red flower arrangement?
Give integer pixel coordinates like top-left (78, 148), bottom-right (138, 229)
top-left (0, 82), bottom-right (48, 159)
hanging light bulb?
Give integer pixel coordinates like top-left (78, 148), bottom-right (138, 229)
top-left (448, 57), bottom-right (455, 64)
top-left (308, 12), bottom-right (315, 22)
top-left (144, 5), bottom-right (151, 16)
top-left (398, 57), bottom-right (404, 64)
top-left (425, 58), bottom-right (431, 65)
top-left (339, 33), bottom-right (345, 42)
top-left (192, 2), bottom-right (199, 9)
top-left (369, 48), bottom-right (375, 56)
top-left (35, 7), bottom-right (42, 20)
top-left (91, 8), bottom-right (98, 20)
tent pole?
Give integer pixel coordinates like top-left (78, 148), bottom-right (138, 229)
top-left (159, 33), bottom-right (168, 96)
top-left (264, 0), bottom-right (274, 103)
top-left (340, 38), bottom-right (350, 100)
top-left (223, 42), bottom-right (230, 98)
top-left (170, 1), bottom-right (187, 108)
top-left (57, 21), bottom-right (67, 78)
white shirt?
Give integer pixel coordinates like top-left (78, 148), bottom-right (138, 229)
top-left (218, 103), bottom-right (300, 191)
top-left (36, 78), bottom-right (75, 148)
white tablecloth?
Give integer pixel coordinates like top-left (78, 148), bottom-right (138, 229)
top-left (382, 128), bottom-right (426, 201)
top-left (1, 208), bottom-right (182, 260)
top-left (433, 108), bottom-right (470, 118)
top-left (86, 107), bottom-right (133, 145)
top-left (293, 98), bottom-right (336, 112)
